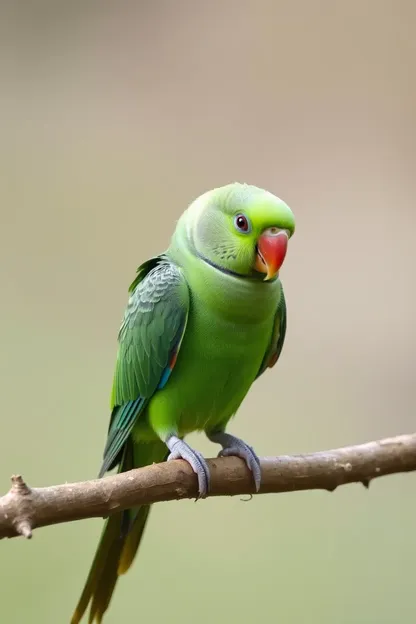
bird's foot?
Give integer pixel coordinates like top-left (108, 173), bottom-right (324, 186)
top-left (166, 435), bottom-right (210, 498)
top-left (208, 431), bottom-right (261, 492)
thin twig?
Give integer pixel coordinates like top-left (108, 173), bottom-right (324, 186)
top-left (0, 433), bottom-right (415, 540)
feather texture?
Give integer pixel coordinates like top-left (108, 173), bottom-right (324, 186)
top-left (256, 287), bottom-right (287, 378)
top-left (99, 257), bottom-right (189, 476)
top-left (71, 183), bottom-right (295, 624)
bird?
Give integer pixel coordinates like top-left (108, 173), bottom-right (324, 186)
top-left (71, 182), bottom-right (295, 623)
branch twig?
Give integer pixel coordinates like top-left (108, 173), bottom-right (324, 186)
top-left (0, 433), bottom-right (415, 540)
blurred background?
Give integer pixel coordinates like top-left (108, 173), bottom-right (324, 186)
top-left (1, 1), bottom-right (415, 622)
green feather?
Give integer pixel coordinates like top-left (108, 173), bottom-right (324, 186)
top-left (256, 286), bottom-right (287, 378)
top-left (71, 441), bottom-right (167, 624)
top-left (112, 256), bottom-right (189, 406)
top-left (99, 257), bottom-right (189, 476)
top-left (71, 183), bottom-right (296, 623)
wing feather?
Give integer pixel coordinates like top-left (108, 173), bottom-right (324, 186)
top-left (99, 256), bottom-right (189, 476)
top-left (256, 286), bottom-right (287, 379)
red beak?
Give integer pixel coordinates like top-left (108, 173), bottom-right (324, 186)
top-left (255, 230), bottom-right (288, 280)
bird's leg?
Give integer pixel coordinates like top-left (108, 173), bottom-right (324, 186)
top-left (207, 430), bottom-right (262, 492)
top-left (165, 435), bottom-right (211, 498)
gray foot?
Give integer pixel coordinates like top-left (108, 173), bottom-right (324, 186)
top-left (208, 431), bottom-right (261, 492)
top-left (166, 435), bottom-right (210, 498)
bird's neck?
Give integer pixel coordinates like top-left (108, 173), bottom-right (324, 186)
top-left (167, 221), bottom-right (280, 324)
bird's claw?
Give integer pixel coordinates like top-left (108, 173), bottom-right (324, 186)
top-left (166, 436), bottom-right (210, 498)
top-left (208, 431), bottom-right (262, 492)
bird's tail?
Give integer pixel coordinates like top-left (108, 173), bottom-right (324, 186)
top-left (71, 440), bottom-right (167, 624)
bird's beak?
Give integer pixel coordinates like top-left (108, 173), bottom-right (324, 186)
top-left (255, 228), bottom-right (289, 281)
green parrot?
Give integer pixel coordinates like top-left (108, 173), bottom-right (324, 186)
top-left (71, 182), bottom-right (295, 623)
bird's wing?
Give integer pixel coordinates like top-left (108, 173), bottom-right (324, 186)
top-left (98, 256), bottom-right (189, 477)
top-left (256, 286), bottom-right (287, 379)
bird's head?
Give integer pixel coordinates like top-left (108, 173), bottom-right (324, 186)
top-left (184, 182), bottom-right (295, 281)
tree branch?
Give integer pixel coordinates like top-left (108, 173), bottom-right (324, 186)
top-left (0, 433), bottom-right (415, 540)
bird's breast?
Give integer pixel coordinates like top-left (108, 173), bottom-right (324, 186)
top-left (163, 298), bottom-right (274, 433)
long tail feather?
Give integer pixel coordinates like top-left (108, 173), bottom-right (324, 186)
top-left (71, 440), bottom-right (167, 624)
top-left (118, 505), bottom-right (151, 575)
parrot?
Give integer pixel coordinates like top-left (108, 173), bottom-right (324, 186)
top-left (71, 182), bottom-right (295, 623)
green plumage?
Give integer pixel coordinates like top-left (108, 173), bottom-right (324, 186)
top-left (71, 183), bottom-right (295, 623)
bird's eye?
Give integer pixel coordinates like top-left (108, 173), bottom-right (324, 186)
top-left (234, 213), bottom-right (251, 233)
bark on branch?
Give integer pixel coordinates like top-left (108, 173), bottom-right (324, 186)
top-left (0, 433), bottom-right (415, 540)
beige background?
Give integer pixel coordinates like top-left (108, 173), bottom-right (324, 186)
top-left (1, 2), bottom-right (415, 623)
